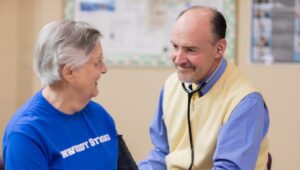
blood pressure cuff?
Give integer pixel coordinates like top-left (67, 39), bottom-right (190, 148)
top-left (117, 135), bottom-right (138, 170)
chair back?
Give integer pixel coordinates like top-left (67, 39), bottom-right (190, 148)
top-left (0, 156), bottom-right (4, 170)
top-left (267, 153), bottom-right (272, 170)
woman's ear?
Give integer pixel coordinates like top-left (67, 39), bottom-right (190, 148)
top-left (61, 65), bottom-right (75, 83)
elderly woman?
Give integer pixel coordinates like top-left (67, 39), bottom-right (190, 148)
top-left (3, 20), bottom-right (124, 169)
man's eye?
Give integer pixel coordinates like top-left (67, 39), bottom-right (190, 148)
top-left (187, 48), bottom-right (197, 53)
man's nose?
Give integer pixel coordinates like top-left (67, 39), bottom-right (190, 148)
top-left (173, 49), bottom-right (186, 65)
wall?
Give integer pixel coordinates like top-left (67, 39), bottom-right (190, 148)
top-left (0, 0), bottom-right (63, 154)
top-left (238, 1), bottom-right (300, 169)
top-left (96, 68), bottom-right (174, 160)
top-left (0, 0), bottom-right (19, 153)
top-left (1, 0), bottom-right (300, 169)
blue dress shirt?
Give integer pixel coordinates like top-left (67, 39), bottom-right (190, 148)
top-left (138, 58), bottom-right (269, 170)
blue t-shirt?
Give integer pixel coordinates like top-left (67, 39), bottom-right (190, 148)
top-left (3, 90), bottom-right (118, 170)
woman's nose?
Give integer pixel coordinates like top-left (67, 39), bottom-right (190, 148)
top-left (101, 63), bottom-right (108, 74)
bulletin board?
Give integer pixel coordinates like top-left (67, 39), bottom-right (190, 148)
top-left (64, 0), bottom-right (237, 67)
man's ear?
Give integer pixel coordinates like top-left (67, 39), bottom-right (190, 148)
top-left (61, 65), bottom-right (75, 83)
top-left (216, 38), bottom-right (227, 58)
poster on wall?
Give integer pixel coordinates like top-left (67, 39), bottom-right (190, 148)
top-left (65, 0), bottom-right (237, 67)
top-left (251, 0), bottom-right (300, 64)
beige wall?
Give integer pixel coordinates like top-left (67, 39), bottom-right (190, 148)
top-left (95, 68), bottom-right (174, 160)
top-left (1, 0), bottom-right (300, 169)
top-left (238, 1), bottom-right (300, 169)
top-left (0, 0), bottom-right (63, 155)
top-left (0, 0), bottom-right (19, 154)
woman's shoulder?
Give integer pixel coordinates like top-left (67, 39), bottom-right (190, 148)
top-left (86, 100), bottom-right (111, 115)
top-left (5, 91), bottom-right (51, 138)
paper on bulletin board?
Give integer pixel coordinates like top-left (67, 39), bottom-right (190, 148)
top-left (64, 0), bottom-right (237, 67)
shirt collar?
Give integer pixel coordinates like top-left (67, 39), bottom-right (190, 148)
top-left (198, 57), bottom-right (227, 95)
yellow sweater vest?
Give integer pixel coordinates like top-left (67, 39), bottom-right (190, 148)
top-left (163, 62), bottom-right (269, 170)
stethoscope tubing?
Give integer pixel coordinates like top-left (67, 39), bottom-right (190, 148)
top-left (181, 82), bottom-right (206, 170)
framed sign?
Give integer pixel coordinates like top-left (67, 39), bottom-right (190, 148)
top-left (251, 0), bottom-right (300, 64)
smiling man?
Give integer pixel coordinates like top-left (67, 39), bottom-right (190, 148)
top-left (139, 6), bottom-right (270, 170)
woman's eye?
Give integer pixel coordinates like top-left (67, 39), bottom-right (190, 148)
top-left (95, 60), bottom-right (104, 67)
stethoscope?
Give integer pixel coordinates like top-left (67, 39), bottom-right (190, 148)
top-left (181, 82), bottom-right (207, 170)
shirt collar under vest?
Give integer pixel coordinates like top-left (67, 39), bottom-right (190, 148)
top-left (196, 57), bottom-right (227, 96)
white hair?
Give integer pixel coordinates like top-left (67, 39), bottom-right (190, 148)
top-left (33, 20), bottom-right (102, 87)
